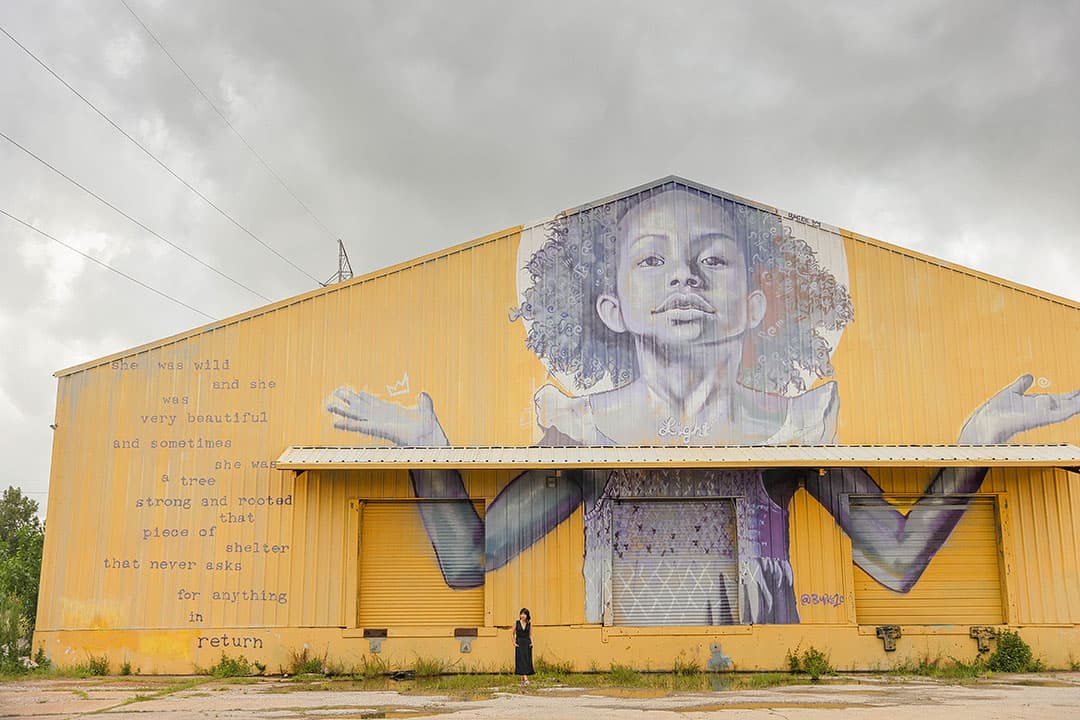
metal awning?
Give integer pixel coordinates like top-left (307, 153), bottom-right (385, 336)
top-left (276, 444), bottom-right (1080, 471)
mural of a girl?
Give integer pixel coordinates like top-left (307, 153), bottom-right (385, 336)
top-left (328, 181), bottom-right (1080, 625)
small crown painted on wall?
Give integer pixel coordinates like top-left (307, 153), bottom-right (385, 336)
top-left (386, 373), bottom-right (410, 397)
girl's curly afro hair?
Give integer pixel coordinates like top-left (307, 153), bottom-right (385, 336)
top-left (510, 182), bottom-right (854, 395)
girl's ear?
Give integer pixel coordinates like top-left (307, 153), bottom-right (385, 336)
top-left (596, 294), bottom-right (628, 333)
top-left (746, 289), bottom-right (767, 329)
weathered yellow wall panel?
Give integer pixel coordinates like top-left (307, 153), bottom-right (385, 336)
top-left (993, 467), bottom-right (1080, 624)
top-left (788, 488), bottom-right (851, 624)
top-left (32, 624), bottom-right (1080, 675)
top-left (835, 232), bottom-right (1080, 445)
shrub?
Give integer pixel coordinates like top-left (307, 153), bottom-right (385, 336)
top-left (206, 653), bottom-right (252, 678)
top-left (119, 660), bottom-right (132, 676)
top-left (0, 595), bottom-right (27, 673)
top-left (785, 645), bottom-right (833, 681)
top-left (988, 630), bottom-right (1036, 673)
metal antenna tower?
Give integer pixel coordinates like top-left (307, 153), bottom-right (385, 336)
top-left (323, 239), bottom-right (354, 285)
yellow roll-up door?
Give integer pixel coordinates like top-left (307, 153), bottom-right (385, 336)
top-left (852, 495), bottom-right (1003, 625)
top-left (358, 501), bottom-right (485, 627)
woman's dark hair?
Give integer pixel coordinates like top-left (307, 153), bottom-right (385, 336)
top-left (511, 181), bottom-right (854, 395)
top-left (518, 607), bottom-right (531, 622)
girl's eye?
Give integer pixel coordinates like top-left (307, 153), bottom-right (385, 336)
top-left (638, 255), bottom-right (664, 268)
top-left (700, 255), bottom-right (727, 267)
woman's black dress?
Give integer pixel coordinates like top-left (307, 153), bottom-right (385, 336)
top-left (514, 620), bottom-right (534, 675)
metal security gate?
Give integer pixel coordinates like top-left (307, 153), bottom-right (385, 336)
top-left (852, 495), bottom-right (1003, 625)
top-left (357, 501), bottom-right (485, 627)
top-left (611, 499), bottom-right (738, 626)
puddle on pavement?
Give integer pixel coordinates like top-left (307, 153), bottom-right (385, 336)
top-left (673, 702), bottom-right (861, 712)
top-left (276, 705), bottom-right (451, 719)
top-left (586, 688), bottom-right (671, 699)
top-left (1007, 679), bottom-right (1077, 688)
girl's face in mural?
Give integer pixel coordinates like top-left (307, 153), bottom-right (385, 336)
top-left (597, 189), bottom-right (766, 350)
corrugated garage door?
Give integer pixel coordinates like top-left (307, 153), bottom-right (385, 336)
top-left (611, 499), bottom-right (739, 626)
top-left (852, 495), bottom-right (1003, 625)
top-left (357, 501), bottom-right (485, 627)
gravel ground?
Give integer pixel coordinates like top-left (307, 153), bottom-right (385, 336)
top-left (2, 673), bottom-right (1079, 719)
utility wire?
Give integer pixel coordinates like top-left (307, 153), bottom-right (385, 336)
top-left (0, 130), bottom-right (271, 303)
top-left (1, 208), bottom-right (216, 321)
top-left (119, 0), bottom-right (338, 244)
top-left (0, 23), bottom-right (322, 285)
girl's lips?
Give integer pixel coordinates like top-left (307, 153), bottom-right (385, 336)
top-left (652, 293), bottom-right (715, 314)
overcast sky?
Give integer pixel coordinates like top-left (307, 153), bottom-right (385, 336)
top-left (2, 0), bottom-right (1078, 516)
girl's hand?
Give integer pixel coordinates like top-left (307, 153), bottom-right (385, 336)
top-left (960, 375), bottom-right (1080, 444)
top-left (326, 389), bottom-right (448, 446)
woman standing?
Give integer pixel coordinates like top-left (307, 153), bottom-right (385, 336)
top-left (514, 608), bottom-right (534, 685)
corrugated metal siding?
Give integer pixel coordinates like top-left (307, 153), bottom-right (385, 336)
top-left (837, 232), bottom-right (1080, 446)
top-left (485, 471), bottom-right (585, 628)
top-left (788, 488), bottom-right (853, 624)
top-left (36, 176), bottom-right (1080, 647)
top-left (286, 468), bottom-right (584, 628)
top-left (39, 232), bottom-right (531, 632)
top-left (851, 496), bottom-right (1003, 625)
top-left (357, 501), bottom-right (485, 627)
top-left (991, 467), bottom-right (1080, 624)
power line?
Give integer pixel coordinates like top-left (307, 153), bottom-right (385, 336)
top-left (0, 22), bottom-right (322, 285)
top-left (0, 129), bottom-right (271, 303)
top-left (119, 0), bottom-right (339, 244)
top-left (0, 208), bottom-right (217, 321)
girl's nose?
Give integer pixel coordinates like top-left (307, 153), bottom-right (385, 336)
top-left (669, 258), bottom-right (703, 288)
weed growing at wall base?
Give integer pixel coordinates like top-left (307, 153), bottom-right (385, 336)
top-left (785, 645), bottom-right (833, 681)
top-left (202, 653), bottom-right (254, 678)
top-left (988, 631), bottom-right (1039, 673)
top-left (286, 647), bottom-right (326, 675)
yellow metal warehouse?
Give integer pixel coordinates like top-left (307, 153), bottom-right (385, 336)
top-left (35, 177), bottom-right (1080, 673)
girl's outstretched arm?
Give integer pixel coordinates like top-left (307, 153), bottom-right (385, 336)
top-left (327, 389), bottom-right (485, 588)
top-left (804, 374), bottom-right (1080, 592)
top-left (325, 390), bottom-right (589, 585)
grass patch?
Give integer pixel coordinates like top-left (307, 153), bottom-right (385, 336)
top-left (740, 672), bottom-right (802, 690)
top-left (413, 656), bottom-right (452, 677)
top-left (890, 654), bottom-right (988, 680)
top-left (672, 652), bottom-right (701, 677)
top-left (535, 655), bottom-right (573, 681)
top-left (608, 663), bottom-right (643, 685)
top-left (355, 654), bottom-right (391, 680)
top-left (53, 653), bottom-right (111, 677)
top-left (260, 669), bottom-right (814, 697)
top-left (116, 677), bottom-right (213, 708)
